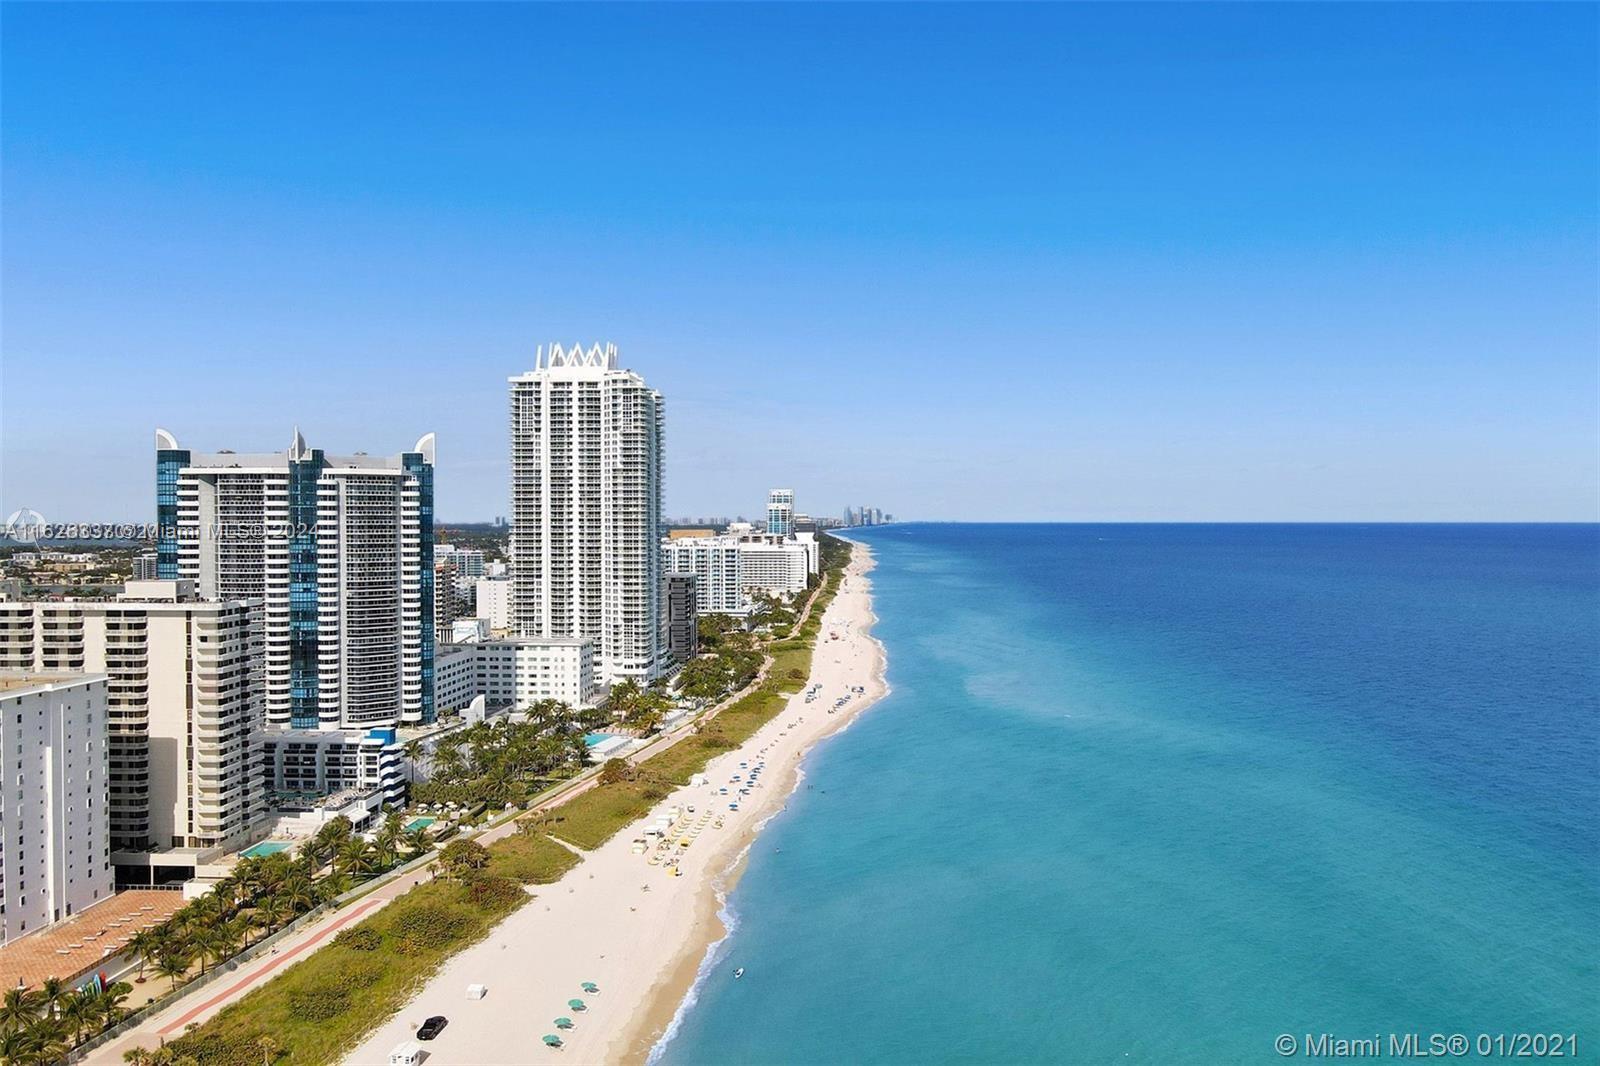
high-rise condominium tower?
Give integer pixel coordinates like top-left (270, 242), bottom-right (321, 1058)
top-left (509, 343), bottom-right (666, 684)
top-left (767, 488), bottom-right (795, 536)
top-left (155, 428), bottom-right (436, 730)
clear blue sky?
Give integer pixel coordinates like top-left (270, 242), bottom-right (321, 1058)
top-left (3, 3), bottom-right (1595, 522)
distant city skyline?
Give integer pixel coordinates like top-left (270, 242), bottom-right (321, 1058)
top-left (3, 4), bottom-right (1595, 522)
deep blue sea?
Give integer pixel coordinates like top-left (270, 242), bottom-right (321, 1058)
top-left (656, 525), bottom-right (1600, 1065)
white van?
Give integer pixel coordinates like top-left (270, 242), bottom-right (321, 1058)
top-left (465, 983), bottom-right (488, 1000)
top-left (389, 1041), bottom-right (424, 1065)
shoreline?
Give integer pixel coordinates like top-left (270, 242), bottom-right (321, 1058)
top-left (343, 543), bottom-right (889, 1066)
top-left (619, 553), bottom-right (889, 1063)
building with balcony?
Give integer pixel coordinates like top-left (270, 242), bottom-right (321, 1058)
top-left (0, 583), bottom-right (261, 877)
top-left (661, 536), bottom-right (748, 616)
top-left (509, 343), bottom-right (666, 684)
top-left (155, 427), bottom-right (436, 729)
top-left (0, 673), bottom-right (113, 945)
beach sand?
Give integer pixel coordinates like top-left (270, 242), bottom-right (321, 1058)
top-left (344, 543), bottom-right (888, 1066)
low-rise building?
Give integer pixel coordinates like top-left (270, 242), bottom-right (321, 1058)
top-left (258, 727), bottom-right (407, 815)
top-left (0, 673), bottom-right (113, 945)
top-left (472, 637), bottom-right (598, 709)
top-left (435, 645), bottom-right (478, 715)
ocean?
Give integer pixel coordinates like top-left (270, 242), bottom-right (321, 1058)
top-left (654, 524), bottom-right (1600, 1065)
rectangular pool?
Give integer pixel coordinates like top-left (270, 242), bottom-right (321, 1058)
top-left (404, 816), bottom-right (436, 832)
top-left (240, 841), bottom-right (291, 859)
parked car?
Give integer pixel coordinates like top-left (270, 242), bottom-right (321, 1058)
top-left (417, 1016), bottom-right (449, 1040)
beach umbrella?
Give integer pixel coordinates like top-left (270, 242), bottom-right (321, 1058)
top-left (568, 999), bottom-right (587, 1011)
top-left (543, 1034), bottom-right (563, 1047)
top-left (554, 1017), bottom-right (574, 1030)
top-left (581, 982), bottom-right (599, 992)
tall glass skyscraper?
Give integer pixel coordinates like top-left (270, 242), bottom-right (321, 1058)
top-left (766, 488), bottom-right (795, 535)
top-left (509, 343), bottom-right (666, 685)
top-left (155, 427), bottom-right (436, 728)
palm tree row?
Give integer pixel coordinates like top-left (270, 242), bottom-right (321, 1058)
top-left (414, 708), bottom-right (590, 808)
top-left (119, 814), bottom-right (431, 1012)
top-left (0, 977), bottom-right (132, 1065)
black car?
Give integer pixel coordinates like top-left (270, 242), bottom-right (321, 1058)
top-left (417, 1016), bottom-right (448, 1041)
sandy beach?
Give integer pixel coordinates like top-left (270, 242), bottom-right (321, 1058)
top-left (345, 543), bottom-right (888, 1066)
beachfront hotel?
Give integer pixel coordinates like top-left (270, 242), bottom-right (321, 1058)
top-left (155, 427), bottom-right (437, 729)
top-left (0, 673), bottom-right (112, 944)
top-left (0, 582), bottom-right (263, 874)
top-left (509, 343), bottom-right (668, 685)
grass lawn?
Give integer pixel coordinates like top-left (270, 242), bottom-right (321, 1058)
top-left (156, 832), bottom-right (578, 1066)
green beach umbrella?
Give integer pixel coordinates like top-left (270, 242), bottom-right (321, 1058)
top-left (581, 982), bottom-right (599, 993)
top-left (554, 1017), bottom-right (574, 1030)
top-left (568, 999), bottom-right (586, 1011)
top-left (543, 1034), bottom-right (563, 1047)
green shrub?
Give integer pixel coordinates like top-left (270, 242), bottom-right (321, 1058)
top-left (333, 926), bottom-right (383, 951)
top-left (390, 903), bottom-right (472, 955)
top-left (465, 874), bottom-right (523, 910)
top-left (288, 986), bottom-right (351, 1021)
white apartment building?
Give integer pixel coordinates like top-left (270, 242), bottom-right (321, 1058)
top-left (0, 582), bottom-right (262, 857)
top-left (0, 673), bottom-right (113, 944)
top-left (435, 645), bottom-right (478, 713)
top-left (258, 727), bottom-right (406, 812)
top-left (472, 637), bottom-right (598, 709)
top-left (474, 577), bottom-right (512, 631)
top-left (156, 427), bottom-right (437, 729)
top-left (661, 536), bottom-right (749, 616)
top-left (509, 343), bottom-right (666, 684)
top-left (739, 540), bottom-right (811, 595)
top-left (766, 489), bottom-right (794, 536)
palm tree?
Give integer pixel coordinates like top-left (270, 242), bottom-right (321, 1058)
top-left (90, 981), bottom-right (131, 1034)
top-left (122, 1048), bottom-right (157, 1066)
top-left (151, 950), bottom-right (192, 989)
top-left (403, 739), bottom-right (424, 785)
top-left (37, 977), bottom-right (65, 1020)
top-left (0, 1029), bottom-right (36, 1065)
top-left (59, 989), bottom-right (96, 1046)
top-left (277, 875), bottom-right (316, 915)
top-left (191, 922), bottom-right (238, 975)
top-left (335, 837), bottom-right (374, 880)
top-left (127, 928), bottom-right (163, 983)
top-left (23, 1015), bottom-right (69, 1063)
top-left (374, 814), bottom-right (403, 869)
top-left (252, 894), bottom-right (289, 935)
top-left (0, 986), bottom-right (44, 1033)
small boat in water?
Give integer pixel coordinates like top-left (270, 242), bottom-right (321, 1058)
top-left (733, 968), bottom-right (745, 979)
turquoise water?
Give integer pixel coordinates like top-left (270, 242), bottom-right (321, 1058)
top-left (584, 732), bottom-right (617, 747)
top-left (657, 524), bottom-right (1599, 1065)
top-left (239, 841), bottom-right (291, 859)
top-left (404, 816), bottom-right (436, 832)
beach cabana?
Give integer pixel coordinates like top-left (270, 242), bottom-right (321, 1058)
top-left (543, 1034), bottom-right (563, 1048)
top-left (568, 998), bottom-right (587, 1011)
top-left (554, 1017), bottom-right (574, 1030)
top-left (581, 982), bottom-right (599, 993)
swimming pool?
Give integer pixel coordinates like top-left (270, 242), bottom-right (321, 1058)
top-left (584, 733), bottom-right (617, 747)
top-left (240, 841), bottom-right (291, 859)
top-left (404, 816), bottom-right (436, 832)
